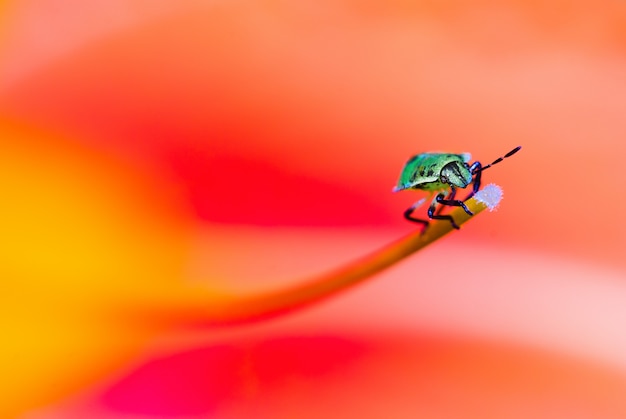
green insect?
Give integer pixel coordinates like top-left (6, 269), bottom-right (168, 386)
top-left (393, 146), bottom-right (521, 231)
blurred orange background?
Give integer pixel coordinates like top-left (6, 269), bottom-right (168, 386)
top-left (1, 1), bottom-right (626, 417)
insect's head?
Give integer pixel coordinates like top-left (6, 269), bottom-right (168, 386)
top-left (440, 161), bottom-right (472, 188)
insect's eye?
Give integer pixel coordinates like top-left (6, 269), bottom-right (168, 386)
top-left (440, 175), bottom-right (448, 183)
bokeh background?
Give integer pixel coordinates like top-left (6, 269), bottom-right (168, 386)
top-left (1, 1), bottom-right (626, 417)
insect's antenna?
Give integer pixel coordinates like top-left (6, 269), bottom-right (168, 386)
top-left (472, 146), bottom-right (521, 174)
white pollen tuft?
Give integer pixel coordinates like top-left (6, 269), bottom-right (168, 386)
top-left (474, 183), bottom-right (503, 211)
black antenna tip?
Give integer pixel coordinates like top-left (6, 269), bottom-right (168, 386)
top-left (505, 146), bottom-right (522, 158)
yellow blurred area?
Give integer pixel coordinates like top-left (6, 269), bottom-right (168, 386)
top-left (2, 308), bottom-right (150, 418)
top-left (0, 119), bottom-right (195, 416)
top-left (0, 119), bottom-right (191, 289)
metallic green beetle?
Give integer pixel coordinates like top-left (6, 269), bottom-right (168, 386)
top-left (393, 146), bottom-right (521, 231)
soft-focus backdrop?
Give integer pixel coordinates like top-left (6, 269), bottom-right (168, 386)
top-left (1, 1), bottom-right (626, 418)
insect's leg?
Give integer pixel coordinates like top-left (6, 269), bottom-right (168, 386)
top-left (436, 190), bottom-right (473, 216)
top-left (428, 193), bottom-right (460, 229)
top-left (434, 187), bottom-right (455, 216)
top-left (403, 198), bottom-right (429, 232)
top-left (466, 161), bottom-right (482, 199)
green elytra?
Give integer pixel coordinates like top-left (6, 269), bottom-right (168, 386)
top-left (393, 152), bottom-right (473, 193)
top-left (393, 146), bottom-right (521, 231)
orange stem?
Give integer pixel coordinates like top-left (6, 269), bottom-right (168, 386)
top-left (200, 192), bottom-right (493, 324)
top-left (132, 188), bottom-right (500, 327)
